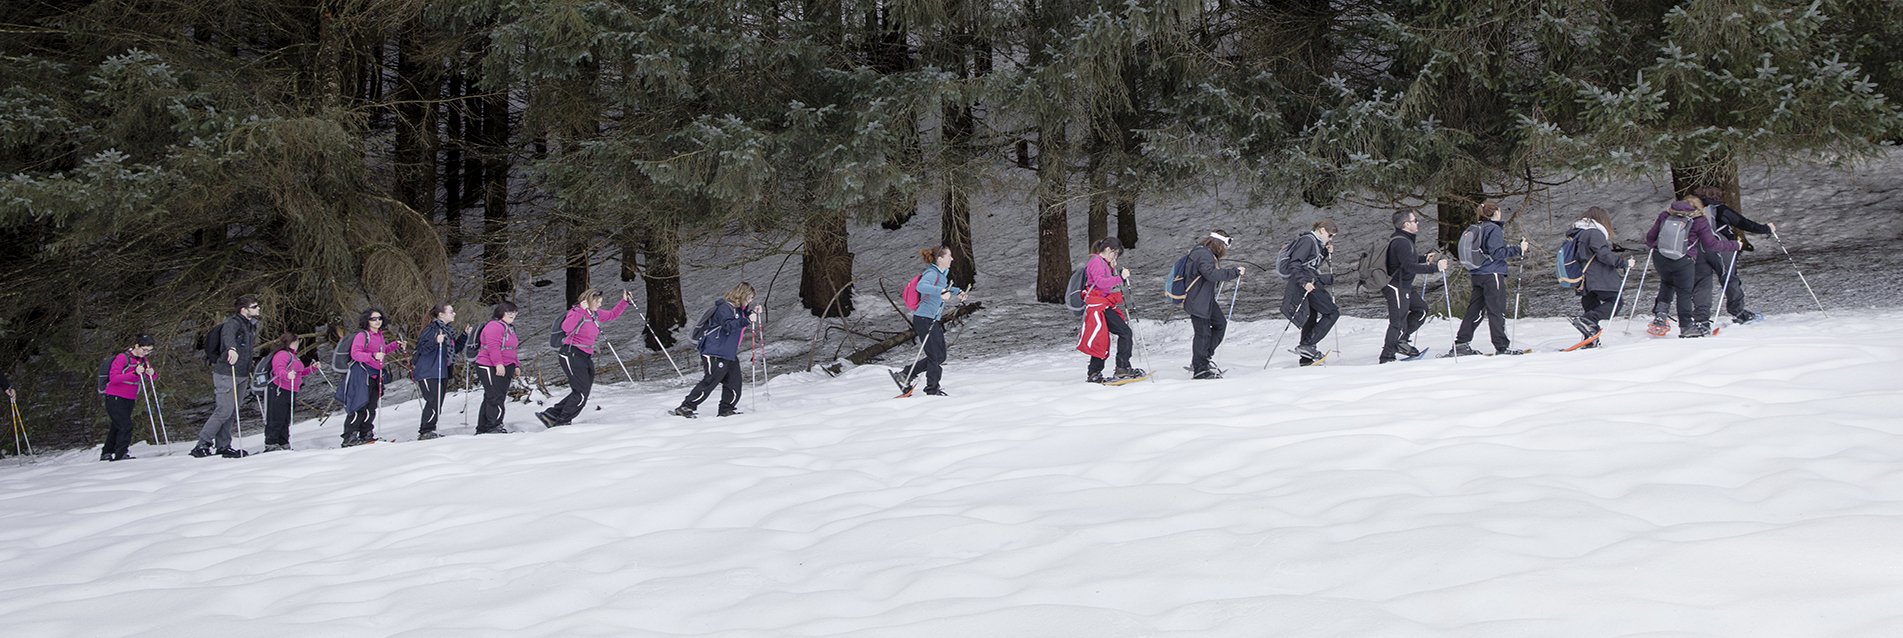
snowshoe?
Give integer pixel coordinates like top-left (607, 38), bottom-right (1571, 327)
top-left (1399, 347), bottom-right (1432, 362)
top-left (923, 388), bottom-right (949, 397)
top-left (1445, 342), bottom-right (1483, 357)
top-left (1735, 310), bottom-right (1763, 325)
top-left (189, 445), bottom-right (214, 458)
top-left (475, 428), bottom-right (510, 435)
top-left (1298, 353), bottom-right (1329, 367)
top-left (1562, 331), bottom-right (1603, 352)
top-left (416, 431), bottom-right (442, 441)
top-left (717, 407), bottom-right (743, 417)
top-left (1394, 342), bottom-right (1422, 358)
top-left (1087, 372), bottom-right (1107, 384)
top-left (1679, 321), bottom-right (1712, 338)
top-left (216, 447), bottom-right (250, 458)
top-left (1646, 316), bottom-right (1672, 337)
top-left (1114, 367), bottom-right (1146, 380)
top-left (1496, 348), bottom-right (1529, 356)
top-left (1292, 344), bottom-right (1324, 360)
top-left (262, 444), bottom-right (291, 453)
top-left (535, 411), bottom-right (566, 428)
top-left (110, 452), bottom-right (135, 462)
top-left (669, 406), bottom-right (697, 419)
top-left (888, 369), bottom-right (912, 392)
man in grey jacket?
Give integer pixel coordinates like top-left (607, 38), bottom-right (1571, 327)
top-left (1279, 220), bottom-right (1340, 364)
top-left (192, 295), bottom-right (260, 458)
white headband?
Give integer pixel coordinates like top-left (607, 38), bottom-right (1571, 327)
top-left (1208, 232), bottom-right (1231, 246)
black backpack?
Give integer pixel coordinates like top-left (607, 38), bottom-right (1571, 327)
top-left (548, 310), bottom-right (570, 349)
top-left (331, 332), bottom-right (357, 373)
top-left (1063, 264), bottom-right (1090, 317)
top-left (201, 322), bottom-right (224, 365)
top-left (689, 305), bottom-right (721, 344)
top-left (96, 353), bottom-right (124, 394)
top-left (250, 354), bottom-right (274, 394)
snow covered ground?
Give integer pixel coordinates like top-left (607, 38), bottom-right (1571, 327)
top-left (3, 308), bottom-right (1901, 636)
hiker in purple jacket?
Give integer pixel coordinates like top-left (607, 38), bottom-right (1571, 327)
top-left (1645, 197), bottom-right (1740, 338)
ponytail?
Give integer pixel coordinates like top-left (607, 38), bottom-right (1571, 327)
top-left (919, 246), bottom-right (949, 264)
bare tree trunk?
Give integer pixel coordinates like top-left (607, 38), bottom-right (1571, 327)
top-left (1671, 156), bottom-right (1741, 210)
top-left (1086, 149), bottom-right (1109, 247)
top-left (639, 225), bottom-right (686, 350)
top-left (392, 18), bottom-right (440, 223)
top-left (1115, 188), bottom-right (1138, 249)
top-left (1034, 126), bottom-right (1071, 303)
top-left (941, 104), bottom-right (977, 287)
top-left (442, 72), bottom-right (465, 256)
top-left (800, 208), bottom-right (855, 317)
top-left (564, 240), bottom-right (590, 305)
top-left (1435, 181), bottom-right (1482, 250)
top-left (478, 68), bottom-right (512, 303)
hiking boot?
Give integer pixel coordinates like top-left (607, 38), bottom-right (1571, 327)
top-left (923, 388), bottom-right (949, 397)
top-left (1647, 316), bottom-right (1672, 336)
top-left (888, 369), bottom-right (913, 392)
top-left (1394, 343), bottom-right (1421, 358)
top-left (1496, 347), bottom-right (1529, 356)
top-left (189, 445), bottom-right (214, 458)
top-left (1569, 316), bottom-right (1599, 340)
top-left (1735, 310), bottom-right (1762, 324)
top-left (1113, 367), bottom-right (1145, 379)
top-left (110, 452), bottom-right (135, 461)
top-left (1087, 372), bottom-right (1107, 384)
top-left (416, 431), bottom-right (443, 441)
top-left (535, 411), bottom-right (563, 428)
top-left (216, 447), bottom-right (250, 458)
top-left (1450, 343), bottom-right (1483, 357)
top-left (475, 428), bottom-right (510, 435)
top-left (1293, 344), bottom-right (1323, 360)
top-left (340, 436), bottom-right (366, 448)
top-left (669, 406), bottom-right (697, 419)
top-left (717, 407), bottom-right (743, 417)
top-left (1192, 369), bottom-right (1223, 380)
top-left (1680, 321), bottom-right (1712, 338)
top-left (262, 444), bottom-right (290, 453)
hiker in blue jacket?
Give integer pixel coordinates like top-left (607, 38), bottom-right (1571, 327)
top-left (894, 246), bottom-right (968, 396)
top-left (1452, 202), bottom-right (1530, 356)
top-left (670, 283), bottom-right (757, 418)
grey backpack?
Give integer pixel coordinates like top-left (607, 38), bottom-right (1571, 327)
top-left (1063, 265), bottom-right (1090, 317)
top-left (1457, 224), bottom-right (1489, 270)
top-left (1656, 215), bottom-right (1692, 259)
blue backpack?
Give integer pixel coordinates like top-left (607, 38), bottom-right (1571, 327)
top-left (1555, 233), bottom-right (1593, 288)
top-left (1162, 253), bottom-right (1195, 304)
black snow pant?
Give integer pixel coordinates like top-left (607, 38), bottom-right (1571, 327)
top-left (477, 364), bottom-right (515, 434)
top-left (266, 384), bottom-right (294, 446)
top-left (342, 375), bottom-right (382, 442)
top-left (902, 315), bottom-right (947, 392)
top-left (1380, 283), bottom-right (1429, 362)
top-left (545, 347), bottom-right (595, 425)
top-left (1282, 280), bottom-right (1339, 350)
top-left (681, 355), bottom-right (743, 412)
top-left (102, 395), bottom-right (135, 457)
top-left (1189, 312), bottom-right (1227, 375)
top-left (1694, 250), bottom-right (1748, 319)
top-left (1580, 290), bottom-right (1619, 328)
top-left (1650, 254), bottom-right (1699, 325)
top-left (1456, 272), bottom-right (1512, 352)
top-left (1087, 309), bottom-right (1134, 377)
top-left (416, 378), bottom-right (446, 436)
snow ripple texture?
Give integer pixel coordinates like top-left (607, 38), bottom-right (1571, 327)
top-left (1, 311), bottom-right (1901, 637)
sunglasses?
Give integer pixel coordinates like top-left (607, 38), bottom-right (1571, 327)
top-left (369, 316), bottom-right (384, 321)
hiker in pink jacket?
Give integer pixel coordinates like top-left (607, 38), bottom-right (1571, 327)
top-left (338, 307), bottom-right (405, 446)
top-left (263, 332), bottom-right (322, 452)
top-left (99, 335), bottom-right (156, 462)
top-left (538, 289), bottom-right (635, 428)
top-left (473, 302), bottom-right (520, 435)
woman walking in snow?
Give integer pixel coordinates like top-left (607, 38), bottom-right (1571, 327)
top-left (893, 246), bottom-right (968, 396)
top-left (538, 289), bottom-right (634, 428)
top-left (263, 332), bottom-right (322, 452)
top-left (670, 283), bottom-right (756, 418)
top-left (472, 302), bottom-right (520, 435)
top-left (1564, 207), bottom-right (1634, 347)
top-left (1185, 231), bottom-right (1242, 378)
top-left (99, 334), bottom-right (156, 461)
top-left (413, 304), bottom-right (470, 440)
top-left (1645, 198), bottom-right (1739, 338)
top-left (1077, 237), bottom-right (1143, 383)
top-left (337, 307), bottom-right (405, 446)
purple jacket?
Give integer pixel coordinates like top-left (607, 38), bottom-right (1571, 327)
top-left (1645, 210), bottom-right (1738, 260)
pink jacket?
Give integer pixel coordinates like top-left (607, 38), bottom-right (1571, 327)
top-left (561, 299), bottom-right (630, 355)
top-left (475, 320), bottom-right (520, 367)
top-left (350, 330), bottom-right (404, 372)
top-left (270, 349), bottom-right (322, 393)
top-left (1085, 254), bottom-right (1124, 294)
top-left (102, 351), bottom-right (150, 400)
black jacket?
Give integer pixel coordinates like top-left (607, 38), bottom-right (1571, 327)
top-left (1708, 203), bottom-right (1771, 242)
top-left (1284, 231), bottom-right (1335, 287)
top-left (1385, 229), bottom-right (1438, 288)
top-left (215, 315), bottom-right (259, 378)
top-left (1183, 244), bottom-right (1241, 319)
top-left (1568, 221), bottom-right (1627, 293)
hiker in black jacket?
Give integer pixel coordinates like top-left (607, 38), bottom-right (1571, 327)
top-left (1452, 202), bottom-right (1530, 356)
top-left (1184, 231), bottom-right (1243, 379)
top-left (1566, 207), bottom-right (1634, 346)
top-left (1279, 220), bottom-right (1340, 363)
top-left (192, 295), bottom-right (260, 458)
top-left (1693, 186), bottom-right (1776, 324)
top-left (1379, 211), bottom-right (1448, 363)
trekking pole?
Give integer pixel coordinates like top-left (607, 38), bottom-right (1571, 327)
top-left (1771, 230), bottom-right (1827, 316)
top-left (139, 372), bottom-right (161, 447)
top-left (10, 401), bottom-right (29, 456)
top-left (1510, 255), bottom-right (1526, 343)
top-left (148, 375), bottom-right (170, 445)
top-left (1442, 273), bottom-right (1460, 362)
top-left (633, 314), bottom-right (688, 385)
top-left (230, 371), bottom-right (244, 450)
top-left (1623, 249), bottom-right (1654, 334)
top-left (1262, 290), bottom-right (1309, 369)
top-left (602, 339), bottom-right (636, 385)
top-left (1225, 273), bottom-right (1242, 321)
top-left (896, 308), bottom-right (945, 389)
top-left (1716, 251), bottom-right (1741, 328)
top-left (1606, 260), bottom-right (1634, 341)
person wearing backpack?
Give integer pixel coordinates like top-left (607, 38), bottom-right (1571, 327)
top-left (472, 302), bottom-right (520, 435)
top-left (670, 283), bottom-right (757, 418)
top-left (1277, 221), bottom-right (1338, 364)
top-left (1693, 186), bottom-right (1777, 325)
top-left (336, 307), bottom-right (406, 446)
top-left (1075, 237), bottom-right (1144, 383)
top-left (412, 304), bottom-right (472, 441)
top-left (1184, 231), bottom-right (1243, 379)
top-left (1565, 207), bottom-right (1636, 346)
top-left (1451, 203), bottom-right (1530, 356)
top-left (538, 289), bottom-right (635, 428)
top-left (1378, 211), bottom-right (1448, 363)
top-left (262, 332), bottom-right (322, 452)
top-left (99, 335), bottom-right (157, 461)
top-left (1644, 198), bottom-right (1740, 338)
top-left (191, 295), bottom-right (261, 458)
top-left (894, 246), bottom-right (968, 396)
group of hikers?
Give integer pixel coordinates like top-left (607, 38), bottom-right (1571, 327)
top-left (23, 191), bottom-right (1801, 461)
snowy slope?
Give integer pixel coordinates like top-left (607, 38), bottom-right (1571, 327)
top-left (2, 309), bottom-right (1901, 637)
